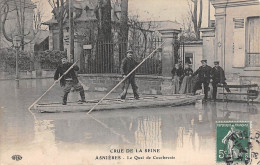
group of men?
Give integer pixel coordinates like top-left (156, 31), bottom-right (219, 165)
top-left (192, 59), bottom-right (231, 101)
top-left (54, 50), bottom-right (230, 105)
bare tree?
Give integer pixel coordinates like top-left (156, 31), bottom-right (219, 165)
top-left (1, 0), bottom-right (42, 50)
top-left (128, 15), bottom-right (154, 59)
top-left (118, 0), bottom-right (128, 62)
top-left (188, 0), bottom-right (202, 39)
top-left (180, 13), bottom-right (197, 41)
top-left (48, 0), bottom-right (68, 51)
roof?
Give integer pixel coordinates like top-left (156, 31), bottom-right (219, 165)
top-left (33, 30), bottom-right (49, 44)
top-left (43, 0), bottom-right (102, 25)
top-left (43, 16), bottom-right (57, 25)
top-left (141, 20), bottom-right (182, 31)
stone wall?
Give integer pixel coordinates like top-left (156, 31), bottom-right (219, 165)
top-left (79, 74), bottom-right (173, 95)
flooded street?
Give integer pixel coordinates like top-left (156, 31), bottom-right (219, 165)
top-left (0, 79), bottom-right (259, 165)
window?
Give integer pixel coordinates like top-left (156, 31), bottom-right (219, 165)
top-left (247, 17), bottom-right (260, 67)
top-left (185, 52), bottom-right (194, 70)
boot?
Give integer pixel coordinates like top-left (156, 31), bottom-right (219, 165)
top-left (78, 90), bottom-right (86, 104)
top-left (62, 92), bottom-right (69, 105)
top-left (120, 89), bottom-right (127, 100)
top-left (225, 87), bottom-right (231, 93)
top-left (133, 91), bottom-right (140, 100)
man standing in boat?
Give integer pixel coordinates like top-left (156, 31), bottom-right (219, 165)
top-left (211, 61), bottom-right (230, 101)
top-left (120, 49), bottom-right (140, 100)
top-left (192, 60), bottom-right (212, 101)
top-left (54, 57), bottom-right (86, 105)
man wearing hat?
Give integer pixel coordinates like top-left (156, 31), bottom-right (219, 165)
top-left (211, 61), bottom-right (230, 101)
top-left (120, 49), bottom-right (140, 100)
top-left (192, 59), bottom-right (212, 101)
top-left (54, 57), bottom-right (86, 105)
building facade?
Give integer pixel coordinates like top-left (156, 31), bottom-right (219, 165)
top-left (211, 0), bottom-right (260, 83)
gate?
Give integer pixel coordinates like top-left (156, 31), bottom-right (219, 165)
top-left (83, 37), bottom-right (162, 75)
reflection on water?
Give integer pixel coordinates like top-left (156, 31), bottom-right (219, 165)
top-left (0, 79), bottom-right (259, 164)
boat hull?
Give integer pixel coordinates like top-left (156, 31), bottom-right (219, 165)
top-left (34, 95), bottom-right (203, 113)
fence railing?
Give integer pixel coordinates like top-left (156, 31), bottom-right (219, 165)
top-left (84, 39), bottom-right (162, 75)
top-left (247, 53), bottom-right (260, 67)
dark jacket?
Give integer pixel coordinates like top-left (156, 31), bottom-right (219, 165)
top-left (171, 67), bottom-right (183, 77)
top-left (54, 63), bottom-right (79, 87)
top-left (211, 66), bottom-right (226, 83)
top-left (192, 65), bottom-right (212, 83)
top-left (183, 68), bottom-right (193, 77)
top-left (120, 57), bottom-right (138, 76)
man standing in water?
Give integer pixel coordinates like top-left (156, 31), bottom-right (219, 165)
top-left (120, 50), bottom-right (140, 100)
top-left (211, 61), bottom-right (231, 101)
top-left (192, 60), bottom-right (212, 101)
top-left (54, 57), bottom-right (86, 105)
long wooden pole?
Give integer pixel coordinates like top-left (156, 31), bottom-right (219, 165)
top-left (28, 59), bottom-right (80, 110)
top-left (87, 41), bottom-right (166, 114)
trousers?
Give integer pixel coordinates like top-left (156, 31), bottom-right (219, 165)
top-left (192, 81), bottom-right (209, 99)
top-left (120, 75), bottom-right (139, 99)
top-left (212, 81), bottom-right (230, 100)
top-left (63, 81), bottom-right (85, 103)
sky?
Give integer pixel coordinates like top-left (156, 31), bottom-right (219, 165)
top-left (32, 0), bottom-right (215, 28)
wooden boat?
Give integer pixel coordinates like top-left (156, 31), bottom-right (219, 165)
top-left (34, 94), bottom-right (204, 113)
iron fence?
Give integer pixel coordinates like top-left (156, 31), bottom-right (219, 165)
top-left (83, 38), bottom-right (162, 75)
top-left (247, 53), bottom-right (260, 67)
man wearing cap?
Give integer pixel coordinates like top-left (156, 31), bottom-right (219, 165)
top-left (192, 60), bottom-right (212, 101)
top-left (120, 49), bottom-right (140, 100)
top-left (211, 61), bottom-right (230, 101)
top-left (54, 57), bottom-right (86, 105)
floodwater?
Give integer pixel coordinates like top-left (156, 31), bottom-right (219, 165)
top-left (0, 79), bottom-right (259, 165)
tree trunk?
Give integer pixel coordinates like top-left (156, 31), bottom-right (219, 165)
top-left (192, 0), bottom-right (198, 39)
top-left (21, 0), bottom-right (25, 50)
top-left (197, 0), bottom-right (203, 39)
top-left (58, 0), bottom-right (64, 51)
top-left (119, 0), bottom-right (128, 63)
top-left (100, 0), bottom-right (112, 41)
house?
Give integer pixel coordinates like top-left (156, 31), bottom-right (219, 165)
top-left (0, 0), bottom-right (36, 51)
top-left (196, 0), bottom-right (260, 101)
top-left (207, 0), bottom-right (260, 82)
top-left (43, 0), bottom-right (123, 71)
top-left (44, 0), bottom-right (121, 51)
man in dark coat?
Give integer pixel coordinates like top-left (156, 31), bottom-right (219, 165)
top-left (120, 50), bottom-right (139, 100)
top-left (211, 61), bottom-right (230, 100)
top-left (54, 57), bottom-right (86, 105)
top-left (192, 60), bottom-right (212, 101)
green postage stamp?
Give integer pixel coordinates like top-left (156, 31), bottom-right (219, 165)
top-left (216, 122), bottom-right (251, 164)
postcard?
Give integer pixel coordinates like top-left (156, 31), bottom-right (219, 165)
top-left (0, 0), bottom-right (259, 165)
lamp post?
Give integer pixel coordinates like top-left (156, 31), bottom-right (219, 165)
top-left (13, 35), bottom-right (21, 80)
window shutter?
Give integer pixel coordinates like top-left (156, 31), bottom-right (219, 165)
top-left (233, 18), bottom-right (244, 29)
